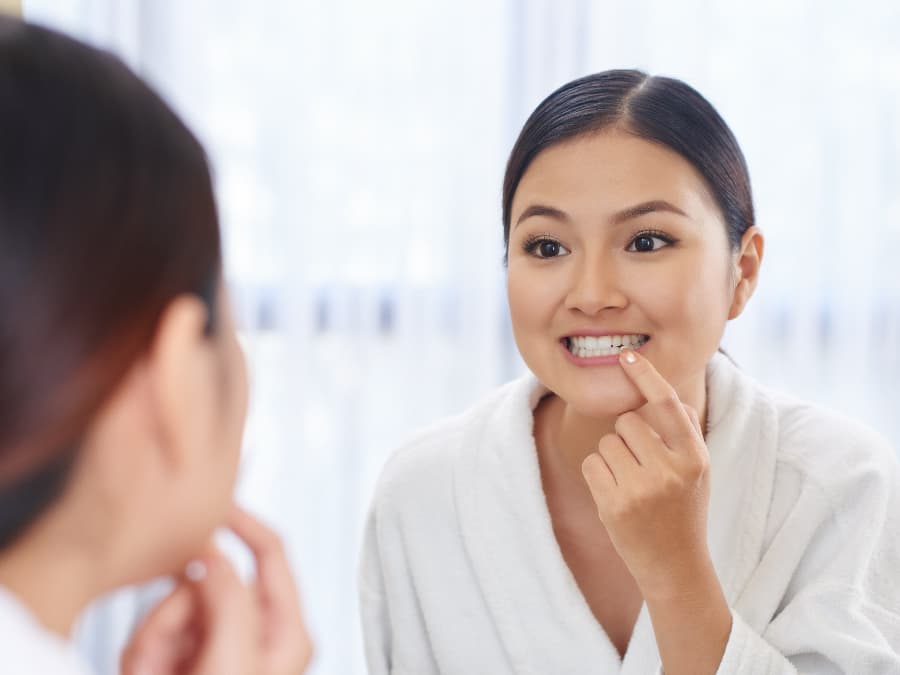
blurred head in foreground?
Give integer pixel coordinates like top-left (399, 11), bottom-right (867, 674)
top-left (0, 15), bottom-right (248, 629)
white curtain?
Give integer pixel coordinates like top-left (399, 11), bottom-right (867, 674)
top-left (22, 1), bottom-right (900, 674)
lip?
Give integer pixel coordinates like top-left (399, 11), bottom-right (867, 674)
top-left (559, 334), bottom-right (651, 366)
top-left (562, 329), bottom-right (648, 338)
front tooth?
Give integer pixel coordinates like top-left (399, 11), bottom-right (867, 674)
top-left (584, 336), bottom-right (597, 350)
top-left (611, 335), bottom-right (621, 347)
top-left (598, 336), bottom-right (612, 349)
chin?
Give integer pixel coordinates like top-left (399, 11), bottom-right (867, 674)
top-left (546, 372), bottom-right (646, 419)
top-left (569, 389), bottom-right (645, 419)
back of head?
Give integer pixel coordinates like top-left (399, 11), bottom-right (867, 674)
top-left (0, 17), bottom-right (221, 549)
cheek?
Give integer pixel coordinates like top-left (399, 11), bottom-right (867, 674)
top-left (222, 337), bottom-right (249, 468)
top-left (507, 264), bottom-right (564, 334)
top-left (636, 257), bottom-right (732, 360)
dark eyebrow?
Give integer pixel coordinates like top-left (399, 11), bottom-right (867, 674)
top-left (514, 204), bottom-right (570, 229)
top-left (514, 199), bottom-right (688, 231)
top-left (611, 200), bottom-right (688, 224)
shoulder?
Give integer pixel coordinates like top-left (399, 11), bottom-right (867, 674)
top-left (765, 387), bottom-right (898, 508)
top-left (769, 388), bottom-right (895, 471)
top-left (0, 589), bottom-right (94, 675)
top-left (369, 374), bottom-right (537, 516)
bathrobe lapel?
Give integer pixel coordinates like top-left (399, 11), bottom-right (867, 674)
top-left (453, 354), bottom-right (780, 674)
top-left (454, 376), bottom-right (623, 674)
top-left (703, 355), bottom-right (780, 607)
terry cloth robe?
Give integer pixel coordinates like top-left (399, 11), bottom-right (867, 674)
top-left (0, 586), bottom-right (94, 675)
top-left (359, 353), bottom-right (900, 674)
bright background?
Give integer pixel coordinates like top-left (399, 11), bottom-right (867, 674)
top-left (22, 1), bottom-right (900, 674)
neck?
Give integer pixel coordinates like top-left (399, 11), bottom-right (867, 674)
top-left (0, 513), bottom-right (112, 638)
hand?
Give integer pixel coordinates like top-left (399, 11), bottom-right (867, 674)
top-left (581, 349), bottom-right (711, 601)
top-left (121, 506), bottom-right (313, 675)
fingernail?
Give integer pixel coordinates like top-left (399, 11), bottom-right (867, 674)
top-left (185, 559), bottom-right (208, 581)
top-left (621, 349), bottom-right (637, 365)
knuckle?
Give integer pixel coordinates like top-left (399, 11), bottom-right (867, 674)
top-left (680, 452), bottom-right (708, 480)
top-left (658, 390), bottom-right (681, 413)
top-left (659, 470), bottom-right (683, 495)
top-left (690, 454), bottom-right (710, 479)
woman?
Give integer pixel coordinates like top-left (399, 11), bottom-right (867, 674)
top-left (0, 18), bottom-right (311, 675)
top-left (359, 70), bottom-right (900, 673)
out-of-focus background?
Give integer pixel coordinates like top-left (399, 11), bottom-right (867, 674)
top-left (21, 1), bottom-right (900, 673)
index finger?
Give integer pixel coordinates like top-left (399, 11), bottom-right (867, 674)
top-left (228, 505), bottom-right (302, 614)
top-left (618, 348), bottom-right (698, 447)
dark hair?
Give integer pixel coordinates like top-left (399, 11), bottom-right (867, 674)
top-left (0, 18), bottom-right (221, 549)
top-left (502, 69), bottom-right (754, 256)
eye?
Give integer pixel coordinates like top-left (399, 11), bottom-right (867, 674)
top-left (627, 230), bottom-right (675, 253)
top-left (523, 236), bottom-right (571, 259)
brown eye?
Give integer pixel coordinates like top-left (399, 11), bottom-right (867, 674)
top-left (539, 240), bottom-right (560, 257)
top-left (634, 235), bottom-right (655, 252)
top-left (524, 236), bottom-right (571, 259)
top-left (627, 232), bottom-right (674, 253)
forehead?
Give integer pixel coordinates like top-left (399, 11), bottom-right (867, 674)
top-left (512, 130), bottom-right (721, 223)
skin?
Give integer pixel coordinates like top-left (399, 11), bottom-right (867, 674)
top-left (507, 128), bottom-right (763, 673)
top-left (0, 286), bottom-right (312, 675)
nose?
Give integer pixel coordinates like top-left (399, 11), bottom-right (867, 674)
top-left (564, 253), bottom-right (628, 315)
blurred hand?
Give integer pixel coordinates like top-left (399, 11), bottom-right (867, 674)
top-left (121, 506), bottom-right (313, 675)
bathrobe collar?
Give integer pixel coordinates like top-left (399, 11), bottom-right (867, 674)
top-left (452, 353), bottom-right (779, 674)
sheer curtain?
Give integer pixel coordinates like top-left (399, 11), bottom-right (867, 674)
top-left (22, 1), bottom-right (900, 674)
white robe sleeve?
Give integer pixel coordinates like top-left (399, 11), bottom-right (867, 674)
top-left (716, 611), bottom-right (798, 674)
top-left (359, 508), bottom-right (391, 675)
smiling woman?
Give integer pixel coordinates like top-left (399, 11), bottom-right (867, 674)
top-left (359, 70), bottom-right (900, 674)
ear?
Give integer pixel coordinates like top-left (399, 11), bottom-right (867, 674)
top-left (146, 295), bottom-right (213, 471)
top-left (728, 226), bottom-right (764, 320)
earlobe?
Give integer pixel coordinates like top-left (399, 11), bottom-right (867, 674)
top-left (728, 227), bottom-right (764, 320)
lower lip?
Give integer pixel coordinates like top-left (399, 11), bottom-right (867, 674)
top-left (559, 339), bottom-right (650, 366)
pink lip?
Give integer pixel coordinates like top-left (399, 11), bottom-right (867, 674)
top-left (562, 329), bottom-right (649, 338)
top-left (559, 336), bottom-right (651, 366)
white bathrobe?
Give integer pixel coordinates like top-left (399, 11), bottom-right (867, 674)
top-left (359, 354), bottom-right (900, 674)
top-left (0, 586), bottom-right (94, 675)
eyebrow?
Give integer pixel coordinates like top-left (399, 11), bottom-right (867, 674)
top-left (514, 204), bottom-right (570, 229)
top-left (514, 199), bottom-right (688, 230)
top-left (611, 200), bottom-right (688, 224)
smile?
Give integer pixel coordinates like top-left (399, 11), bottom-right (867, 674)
top-left (564, 334), bottom-right (649, 358)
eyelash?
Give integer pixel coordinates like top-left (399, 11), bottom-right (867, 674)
top-left (521, 230), bottom-right (678, 257)
top-left (522, 233), bottom-right (563, 256)
top-left (629, 229), bottom-right (677, 251)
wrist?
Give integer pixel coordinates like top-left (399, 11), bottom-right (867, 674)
top-left (639, 549), bottom-right (724, 606)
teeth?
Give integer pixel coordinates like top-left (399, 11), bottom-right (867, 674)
top-left (566, 334), bottom-right (648, 358)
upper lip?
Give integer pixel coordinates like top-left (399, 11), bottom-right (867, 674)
top-left (561, 329), bottom-right (650, 338)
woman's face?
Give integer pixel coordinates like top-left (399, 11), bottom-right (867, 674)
top-left (507, 130), bottom-right (739, 418)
